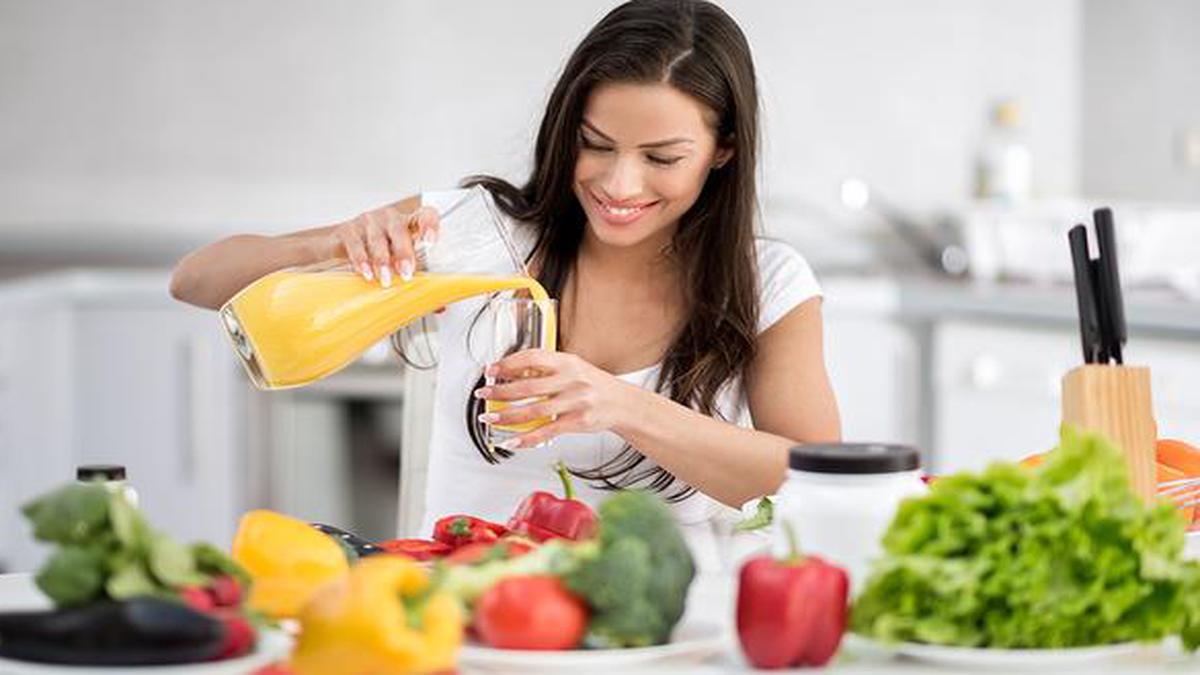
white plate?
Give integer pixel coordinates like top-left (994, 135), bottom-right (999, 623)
top-left (0, 628), bottom-right (292, 674)
top-left (458, 620), bottom-right (729, 672)
top-left (851, 635), bottom-right (1152, 669)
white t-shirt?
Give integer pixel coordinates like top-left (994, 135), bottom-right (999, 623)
top-left (417, 190), bottom-right (821, 571)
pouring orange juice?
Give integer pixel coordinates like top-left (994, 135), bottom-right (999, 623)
top-left (218, 185), bottom-right (557, 441)
top-left (220, 269), bottom-right (555, 390)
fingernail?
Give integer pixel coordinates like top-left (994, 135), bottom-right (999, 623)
top-left (484, 364), bottom-right (498, 377)
top-left (423, 229), bottom-right (438, 246)
top-left (360, 263), bottom-right (374, 281)
top-left (400, 259), bottom-right (414, 282)
top-left (478, 413), bottom-right (499, 423)
top-left (379, 266), bottom-right (392, 288)
top-left (474, 387), bottom-right (491, 399)
top-left (498, 438), bottom-right (522, 450)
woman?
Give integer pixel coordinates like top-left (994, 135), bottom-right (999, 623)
top-left (171, 0), bottom-right (840, 568)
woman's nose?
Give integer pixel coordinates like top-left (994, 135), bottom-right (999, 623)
top-left (600, 154), bottom-right (644, 201)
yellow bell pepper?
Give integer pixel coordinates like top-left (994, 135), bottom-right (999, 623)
top-left (232, 509), bottom-right (350, 619)
top-left (289, 555), bottom-right (463, 675)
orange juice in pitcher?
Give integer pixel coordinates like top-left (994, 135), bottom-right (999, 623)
top-left (220, 269), bottom-right (555, 390)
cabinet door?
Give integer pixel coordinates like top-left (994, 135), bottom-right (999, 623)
top-left (824, 316), bottom-right (922, 446)
top-left (933, 321), bottom-right (1074, 472)
top-left (0, 309), bottom-right (76, 572)
top-left (73, 306), bottom-right (244, 548)
top-left (934, 320), bottom-right (1200, 474)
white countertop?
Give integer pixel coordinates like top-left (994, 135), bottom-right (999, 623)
top-left (3, 572), bottom-right (1199, 674)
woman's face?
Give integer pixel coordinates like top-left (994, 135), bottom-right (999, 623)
top-left (573, 82), bottom-right (730, 252)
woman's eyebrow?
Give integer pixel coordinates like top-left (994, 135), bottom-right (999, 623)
top-left (581, 119), bottom-right (695, 149)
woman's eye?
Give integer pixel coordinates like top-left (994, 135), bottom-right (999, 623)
top-left (647, 154), bottom-right (683, 166)
top-left (580, 137), bottom-right (612, 152)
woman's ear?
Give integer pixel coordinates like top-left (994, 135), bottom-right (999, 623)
top-left (712, 146), bottom-right (734, 169)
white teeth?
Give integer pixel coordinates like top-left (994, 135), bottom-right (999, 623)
top-left (599, 201), bottom-right (646, 217)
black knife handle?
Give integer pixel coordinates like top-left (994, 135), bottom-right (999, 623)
top-left (1068, 224), bottom-right (1103, 364)
top-left (1093, 208), bottom-right (1126, 364)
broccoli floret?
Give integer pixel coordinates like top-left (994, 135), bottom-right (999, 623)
top-left (562, 490), bottom-right (695, 647)
top-left (563, 537), bottom-right (650, 611)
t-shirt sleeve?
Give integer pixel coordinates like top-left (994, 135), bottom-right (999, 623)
top-left (756, 238), bottom-right (822, 333)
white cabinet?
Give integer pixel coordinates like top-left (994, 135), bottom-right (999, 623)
top-left (933, 319), bottom-right (1200, 473)
top-left (822, 277), bottom-right (922, 448)
top-left (824, 315), bottom-right (922, 446)
top-left (0, 273), bottom-right (247, 572)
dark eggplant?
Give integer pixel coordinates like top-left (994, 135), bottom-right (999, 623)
top-left (310, 522), bottom-right (383, 559)
top-left (0, 598), bottom-right (225, 665)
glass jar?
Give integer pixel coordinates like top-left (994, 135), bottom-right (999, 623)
top-left (771, 444), bottom-right (926, 593)
top-left (76, 464), bottom-right (139, 508)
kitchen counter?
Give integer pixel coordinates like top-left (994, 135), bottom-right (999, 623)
top-left (3, 571), bottom-right (1198, 673)
top-left (1, 267), bottom-right (1197, 335)
top-left (820, 272), bottom-right (1200, 335)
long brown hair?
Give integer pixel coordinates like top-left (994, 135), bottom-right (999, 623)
top-left (466, 0), bottom-right (760, 501)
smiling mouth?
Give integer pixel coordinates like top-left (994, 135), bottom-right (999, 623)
top-left (590, 192), bottom-right (659, 221)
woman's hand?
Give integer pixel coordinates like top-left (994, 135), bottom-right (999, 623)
top-left (475, 350), bottom-right (640, 450)
top-left (329, 202), bottom-right (440, 287)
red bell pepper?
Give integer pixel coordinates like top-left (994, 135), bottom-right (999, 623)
top-left (736, 522), bottom-right (848, 669)
top-left (432, 515), bottom-right (508, 549)
top-left (507, 463), bottom-right (598, 542)
top-left (375, 538), bottom-right (452, 561)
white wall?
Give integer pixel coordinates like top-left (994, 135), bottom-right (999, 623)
top-left (1081, 0), bottom-right (1200, 203)
top-left (1, 0), bottom-right (1081, 247)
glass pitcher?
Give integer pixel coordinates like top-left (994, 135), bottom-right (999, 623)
top-left (219, 186), bottom-right (556, 390)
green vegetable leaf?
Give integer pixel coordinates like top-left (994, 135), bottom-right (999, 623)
top-left (192, 541), bottom-right (252, 589)
top-left (108, 490), bottom-right (148, 550)
top-left (106, 560), bottom-right (159, 599)
top-left (733, 497), bottom-right (773, 533)
top-left (852, 425), bottom-right (1200, 650)
top-left (148, 534), bottom-right (206, 588)
top-left (35, 546), bottom-right (107, 606)
top-left (21, 483), bottom-right (111, 546)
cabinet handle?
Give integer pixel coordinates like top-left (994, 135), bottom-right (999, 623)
top-left (177, 336), bottom-right (214, 485)
top-left (968, 354), bottom-right (1003, 391)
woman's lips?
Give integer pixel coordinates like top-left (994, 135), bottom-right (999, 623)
top-left (590, 192), bottom-right (658, 226)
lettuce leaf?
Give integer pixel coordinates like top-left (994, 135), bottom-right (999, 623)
top-left (852, 425), bottom-right (1200, 650)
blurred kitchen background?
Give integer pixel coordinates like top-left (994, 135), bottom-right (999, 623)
top-left (1, 0), bottom-right (1198, 572)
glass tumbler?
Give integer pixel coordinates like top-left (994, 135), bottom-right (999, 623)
top-left (482, 295), bottom-right (558, 451)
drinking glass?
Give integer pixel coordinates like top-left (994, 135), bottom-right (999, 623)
top-left (482, 295), bottom-right (558, 451)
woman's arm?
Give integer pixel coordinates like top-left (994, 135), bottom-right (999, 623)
top-left (613, 297), bottom-right (840, 506)
top-left (169, 226), bottom-right (338, 309)
top-left (169, 195), bottom-right (436, 309)
top-left (478, 297), bottom-right (841, 507)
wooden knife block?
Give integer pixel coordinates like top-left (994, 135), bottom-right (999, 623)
top-left (1061, 365), bottom-right (1157, 502)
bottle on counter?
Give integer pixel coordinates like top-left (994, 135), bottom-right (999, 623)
top-left (76, 464), bottom-right (139, 507)
top-left (975, 98), bottom-right (1032, 206)
top-left (770, 444), bottom-right (926, 593)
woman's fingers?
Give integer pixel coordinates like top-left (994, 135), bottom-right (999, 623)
top-left (478, 390), bottom-right (580, 426)
top-left (339, 223), bottom-right (373, 282)
top-left (363, 211), bottom-right (395, 287)
top-left (383, 206), bottom-right (416, 281)
top-left (334, 202), bottom-right (435, 286)
top-left (487, 350), bottom-right (568, 381)
top-left (476, 374), bottom-right (568, 402)
top-left (497, 413), bottom-right (584, 450)
top-left (412, 206), bottom-right (441, 247)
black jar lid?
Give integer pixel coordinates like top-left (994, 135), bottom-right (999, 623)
top-left (788, 443), bottom-right (920, 474)
top-left (77, 464), bottom-right (127, 481)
